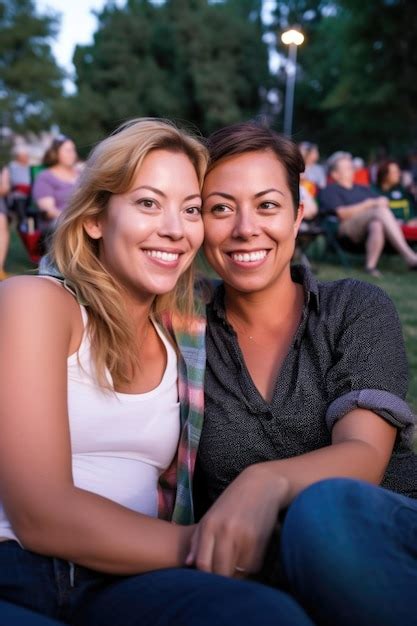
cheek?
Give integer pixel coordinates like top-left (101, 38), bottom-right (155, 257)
top-left (202, 218), bottom-right (228, 249)
top-left (191, 221), bottom-right (205, 249)
top-left (265, 215), bottom-right (296, 240)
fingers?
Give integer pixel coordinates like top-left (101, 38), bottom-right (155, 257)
top-left (211, 525), bottom-right (239, 577)
top-left (190, 517), bottom-right (260, 577)
top-left (192, 522), bottom-right (216, 573)
top-left (185, 526), bottom-right (199, 567)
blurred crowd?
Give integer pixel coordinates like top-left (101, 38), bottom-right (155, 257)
top-left (0, 136), bottom-right (81, 279)
top-left (297, 141), bottom-right (417, 276)
top-left (1, 133), bottom-right (417, 280)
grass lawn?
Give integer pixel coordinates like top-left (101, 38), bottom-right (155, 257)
top-left (5, 229), bottom-right (417, 412)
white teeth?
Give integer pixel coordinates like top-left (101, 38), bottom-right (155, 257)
top-left (144, 250), bottom-right (179, 262)
top-left (231, 250), bottom-right (267, 263)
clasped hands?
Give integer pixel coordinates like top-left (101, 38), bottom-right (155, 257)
top-left (184, 464), bottom-right (289, 578)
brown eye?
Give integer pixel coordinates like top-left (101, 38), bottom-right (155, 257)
top-left (184, 206), bottom-right (202, 215)
top-left (136, 198), bottom-right (157, 209)
top-left (211, 204), bottom-right (232, 214)
top-left (259, 202), bottom-right (278, 210)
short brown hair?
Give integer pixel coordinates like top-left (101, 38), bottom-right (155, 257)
top-left (42, 135), bottom-right (73, 167)
top-left (206, 121), bottom-right (305, 212)
top-left (376, 159), bottom-right (399, 188)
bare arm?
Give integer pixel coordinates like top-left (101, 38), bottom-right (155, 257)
top-left (0, 277), bottom-right (192, 574)
top-left (0, 167), bottom-right (10, 196)
top-left (336, 196), bottom-right (388, 220)
top-left (189, 409), bottom-right (396, 577)
top-left (35, 196), bottom-right (61, 220)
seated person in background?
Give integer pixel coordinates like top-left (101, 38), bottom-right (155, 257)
top-left (352, 156), bottom-right (370, 186)
top-left (3, 144), bottom-right (32, 219)
top-left (299, 141), bottom-right (326, 196)
top-left (376, 159), bottom-right (417, 226)
top-left (319, 151), bottom-right (417, 276)
top-left (294, 185), bottom-right (320, 266)
top-left (32, 135), bottom-right (79, 230)
top-left (0, 167), bottom-right (10, 281)
top-left (299, 184), bottom-right (318, 221)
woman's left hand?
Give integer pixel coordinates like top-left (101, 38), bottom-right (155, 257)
top-left (186, 464), bottom-right (289, 577)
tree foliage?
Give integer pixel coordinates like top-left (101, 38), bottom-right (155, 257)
top-left (274, 0), bottom-right (417, 156)
top-left (0, 0), bottom-right (63, 132)
top-left (57, 0), bottom-right (269, 151)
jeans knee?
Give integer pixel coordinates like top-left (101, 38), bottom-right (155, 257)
top-left (285, 478), bottom-right (361, 530)
top-left (281, 479), bottom-right (371, 570)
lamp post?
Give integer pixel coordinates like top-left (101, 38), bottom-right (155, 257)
top-left (281, 27), bottom-right (304, 137)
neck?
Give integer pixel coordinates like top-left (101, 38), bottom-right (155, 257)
top-left (224, 267), bottom-right (301, 330)
top-left (53, 163), bottom-right (75, 174)
top-left (125, 293), bottom-right (154, 328)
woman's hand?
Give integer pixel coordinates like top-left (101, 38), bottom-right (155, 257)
top-left (186, 464), bottom-right (289, 578)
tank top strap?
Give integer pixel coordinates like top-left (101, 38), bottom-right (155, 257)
top-left (36, 275), bottom-right (88, 328)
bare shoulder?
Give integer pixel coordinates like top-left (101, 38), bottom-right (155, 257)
top-left (0, 274), bottom-right (74, 306)
top-left (0, 275), bottom-right (80, 335)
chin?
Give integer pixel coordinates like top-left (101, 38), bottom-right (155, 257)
top-left (223, 277), bottom-right (269, 293)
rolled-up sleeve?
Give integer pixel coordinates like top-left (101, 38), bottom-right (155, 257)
top-left (325, 282), bottom-right (416, 445)
top-left (326, 389), bottom-right (416, 446)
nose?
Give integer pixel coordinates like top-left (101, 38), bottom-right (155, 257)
top-left (232, 208), bottom-right (260, 240)
top-left (158, 207), bottom-right (185, 241)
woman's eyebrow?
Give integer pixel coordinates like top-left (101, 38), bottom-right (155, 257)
top-left (130, 185), bottom-right (201, 202)
top-left (254, 188), bottom-right (284, 198)
top-left (204, 191), bottom-right (235, 200)
top-left (131, 185), bottom-right (166, 197)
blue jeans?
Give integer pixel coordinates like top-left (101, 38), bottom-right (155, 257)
top-left (281, 478), bottom-right (417, 626)
top-left (0, 600), bottom-right (63, 624)
top-left (0, 540), bottom-right (314, 626)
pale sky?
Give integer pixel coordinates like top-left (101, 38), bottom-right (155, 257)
top-left (36, 0), bottom-right (123, 89)
top-left (36, 0), bottom-right (279, 90)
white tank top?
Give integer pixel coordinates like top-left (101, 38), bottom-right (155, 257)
top-left (0, 291), bottom-right (180, 543)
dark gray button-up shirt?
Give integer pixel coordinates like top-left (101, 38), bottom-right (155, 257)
top-left (197, 266), bottom-right (417, 507)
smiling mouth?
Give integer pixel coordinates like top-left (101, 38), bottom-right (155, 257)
top-left (228, 250), bottom-right (268, 263)
top-left (143, 250), bottom-right (180, 262)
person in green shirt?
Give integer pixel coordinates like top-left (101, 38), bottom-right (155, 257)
top-left (376, 160), bottom-right (417, 225)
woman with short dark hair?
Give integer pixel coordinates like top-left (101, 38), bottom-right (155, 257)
top-left (188, 122), bottom-right (416, 596)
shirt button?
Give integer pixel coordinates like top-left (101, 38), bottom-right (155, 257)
top-left (263, 411), bottom-right (273, 421)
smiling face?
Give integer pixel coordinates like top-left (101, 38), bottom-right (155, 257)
top-left (202, 150), bottom-right (303, 295)
top-left (57, 140), bottom-right (78, 167)
top-left (84, 149), bottom-right (203, 304)
top-left (386, 162), bottom-right (401, 187)
top-left (331, 156), bottom-right (355, 188)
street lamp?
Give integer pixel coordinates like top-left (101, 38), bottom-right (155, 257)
top-left (281, 27), bottom-right (304, 136)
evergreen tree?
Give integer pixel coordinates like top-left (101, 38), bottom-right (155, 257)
top-left (273, 0), bottom-right (417, 156)
top-left (58, 0), bottom-right (270, 149)
top-left (0, 0), bottom-right (63, 132)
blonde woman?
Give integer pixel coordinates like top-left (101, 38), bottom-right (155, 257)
top-left (0, 119), bottom-right (313, 626)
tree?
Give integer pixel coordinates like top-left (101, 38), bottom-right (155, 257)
top-left (273, 0), bottom-right (417, 156)
top-left (0, 0), bottom-right (63, 133)
top-left (58, 0), bottom-right (270, 150)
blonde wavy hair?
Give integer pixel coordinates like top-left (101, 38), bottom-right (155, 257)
top-left (50, 118), bottom-right (208, 388)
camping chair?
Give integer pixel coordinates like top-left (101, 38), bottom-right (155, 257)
top-left (16, 165), bottom-right (46, 264)
top-left (294, 219), bottom-right (324, 267)
top-left (320, 216), bottom-right (354, 267)
top-left (402, 224), bottom-right (417, 249)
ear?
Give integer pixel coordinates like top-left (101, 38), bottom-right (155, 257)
top-left (294, 203), bottom-right (304, 236)
top-left (83, 216), bottom-right (103, 240)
